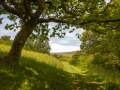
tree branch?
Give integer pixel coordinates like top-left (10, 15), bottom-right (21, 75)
top-left (60, 0), bottom-right (79, 16)
top-left (34, 0), bottom-right (45, 19)
top-left (100, 19), bottom-right (120, 23)
top-left (23, 0), bottom-right (35, 19)
top-left (101, 1), bottom-right (114, 13)
top-left (10, 0), bottom-right (17, 6)
top-left (79, 18), bottom-right (120, 26)
top-left (37, 18), bottom-right (67, 23)
top-left (0, 1), bottom-right (23, 18)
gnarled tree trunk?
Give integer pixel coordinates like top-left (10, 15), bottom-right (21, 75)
top-left (2, 19), bottom-right (38, 65)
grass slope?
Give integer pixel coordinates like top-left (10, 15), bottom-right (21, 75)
top-left (0, 44), bottom-right (120, 90)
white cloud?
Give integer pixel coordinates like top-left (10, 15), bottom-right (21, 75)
top-left (0, 29), bottom-right (19, 39)
top-left (1, 30), bottom-right (11, 33)
top-left (50, 43), bottom-right (80, 53)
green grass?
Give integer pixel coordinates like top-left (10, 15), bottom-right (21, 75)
top-left (76, 55), bottom-right (120, 84)
top-left (0, 44), bottom-right (73, 90)
top-left (73, 54), bottom-right (120, 89)
top-left (87, 65), bottom-right (120, 84)
top-left (0, 44), bottom-right (63, 69)
top-left (0, 44), bottom-right (120, 90)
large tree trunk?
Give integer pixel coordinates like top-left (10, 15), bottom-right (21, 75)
top-left (1, 19), bottom-right (38, 65)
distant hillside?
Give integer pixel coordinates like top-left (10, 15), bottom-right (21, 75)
top-left (51, 51), bottom-right (78, 57)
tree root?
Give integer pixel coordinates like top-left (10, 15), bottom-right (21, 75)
top-left (0, 56), bottom-right (9, 66)
top-left (0, 56), bottom-right (20, 67)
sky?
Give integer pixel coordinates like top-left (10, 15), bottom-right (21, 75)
top-left (0, 15), bottom-right (83, 53)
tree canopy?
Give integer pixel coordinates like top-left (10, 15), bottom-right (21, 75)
top-left (1, 0), bottom-right (120, 37)
top-left (0, 0), bottom-right (113, 36)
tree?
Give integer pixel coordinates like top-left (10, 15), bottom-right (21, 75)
top-left (0, 0), bottom-right (120, 65)
top-left (23, 36), bottom-right (51, 54)
top-left (80, 29), bottom-right (120, 70)
top-left (35, 36), bottom-right (51, 54)
top-left (80, 30), bottom-right (102, 54)
top-left (1, 35), bottom-right (11, 41)
top-left (23, 37), bottom-right (36, 51)
top-left (0, 35), bottom-right (13, 45)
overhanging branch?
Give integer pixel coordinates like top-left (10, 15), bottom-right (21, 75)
top-left (34, 0), bottom-right (45, 19)
top-left (37, 17), bottom-right (120, 26)
top-left (100, 19), bottom-right (120, 23)
top-left (0, 1), bottom-right (23, 18)
top-left (37, 18), bottom-right (67, 23)
top-left (23, 0), bottom-right (35, 19)
top-left (10, 0), bottom-right (17, 6)
top-left (79, 19), bottom-right (120, 26)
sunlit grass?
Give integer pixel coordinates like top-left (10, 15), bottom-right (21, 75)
top-left (22, 50), bottom-right (64, 69)
top-left (0, 44), bottom-right (72, 90)
top-left (62, 62), bottom-right (81, 73)
top-left (59, 57), bottom-right (72, 62)
top-left (88, 65), bottom-right (120, 84)
top-left (0, 44), bottom-right (120, 89)
top-left (0, 44), bottom-right (63, 69)
top-left (74, 54), bottom-right (120, 85)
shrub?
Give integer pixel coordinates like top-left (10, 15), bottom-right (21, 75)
top-left (59, 57), bottom-right (72, 62)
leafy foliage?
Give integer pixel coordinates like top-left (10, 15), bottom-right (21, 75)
top-left (70, 52), bottom-right (93, 68)
top-left (80, 29), bottom-right (120, 71)
top-left (24, 37), bottom-right (36, 52)
top-left (52, 54), bottom-right (62, 59)
top-left (35, 36), bottom-right (51, 54)
top-left (1, 0), bottom-right (116, 38)
top-left (70, 51), bottom-right (81, 66)
top-left (24, 36), bottom-right (51, 54)
top-left (0, 35), bottom-right (13, 45)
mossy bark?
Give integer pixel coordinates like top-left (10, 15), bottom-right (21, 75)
top-left (2, 19), bottom-right (38, 65)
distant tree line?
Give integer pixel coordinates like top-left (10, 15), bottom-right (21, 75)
top-left (0, 35), bottom-right (51, 54)
top-left (0, 35), bottom-right (13, 45)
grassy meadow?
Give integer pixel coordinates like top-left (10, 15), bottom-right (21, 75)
top-left (0, 44), bottom-right (120, 90)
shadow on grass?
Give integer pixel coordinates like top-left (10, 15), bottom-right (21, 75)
top-left (0, 51), bottom-right (7, 57)
top-left (0, 54), bottom-right (120, 90)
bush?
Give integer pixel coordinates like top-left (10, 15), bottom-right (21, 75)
top-left (105, 82), bottom-right (120, 90)
top-left (59, 57), bottom-right (72, 62)
top-left (70, 53), bottom-right (93, 67)
top-left (91, 53), bottom-right (120, 71)
top-left (0, 39), bottom-right (12, 46)
top-left (52, 54), bottom-right (62, 59)
top-left (70, 52), bottom-right (80, 66)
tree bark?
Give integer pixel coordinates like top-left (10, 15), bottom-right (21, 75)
top-left (2, 19), bottom-right (38, 65)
